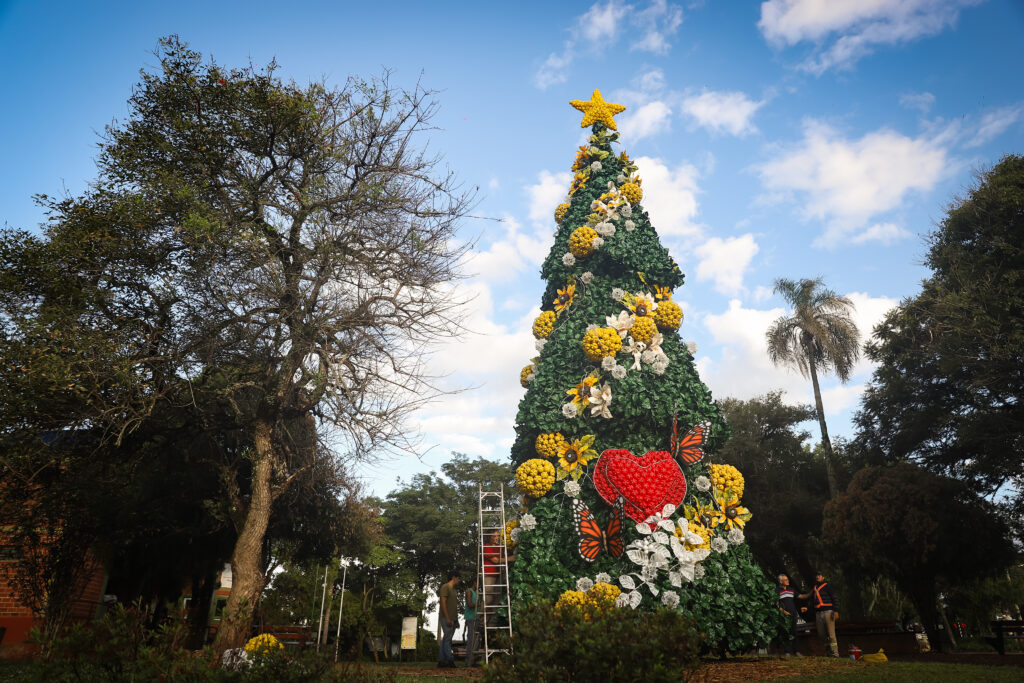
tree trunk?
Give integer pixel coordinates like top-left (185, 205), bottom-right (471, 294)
top-left (908, 579), bottom-right (944, 653)
top-left (808, 357), bottom-right (839, 499)
top-left (213, 419), bottom-right (276, 653)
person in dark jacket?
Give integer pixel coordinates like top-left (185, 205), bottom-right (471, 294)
top-left (800, 571), bottom-right (839, 657)
top-left (777, 573), bottom-right (801, 656)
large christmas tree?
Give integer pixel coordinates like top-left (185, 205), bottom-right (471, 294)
top-left (507, 91), bottom-right (782, 651)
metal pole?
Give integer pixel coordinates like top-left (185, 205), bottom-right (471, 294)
top-left (316, 563), bottom-right (329, 650)
top-left (334, 560), bottom-right (347, 663)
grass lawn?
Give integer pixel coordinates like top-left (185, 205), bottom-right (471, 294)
top-left (693, 655), bottom-right (1024, 682)
top-left (783, 661), bottom-right (1023, 682)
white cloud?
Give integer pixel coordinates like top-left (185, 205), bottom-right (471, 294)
top-left (758, 0), bottom-right (982, 74)
top-left (850, 222), bottom-right (912, 245)
top-left (700, 291), bottom-right (898, 415)
top-left (694, 234), bottom-right (759, 295)
top-left (535, 51), bottom-right (572, 90)
top-left (580, 0), bottom-right (629, 41)
top-left (463, 214), bottom-right (551, 283)
top-left (899, 91), bottom-right (935, 112)
top-left (630, 0), bottom-right (685, 54)
top-left (526, 170), bottom-right (572, 227)
top-left (636, 67), bottom-right (667, 92)
top-left (534, 1), bottom-right (686, 89)
top-left (966, 103), bottom-right (1024, 148)
top-left (634, 156), bottom-right (702, 238)
top-left (681, 90), bottom-right (764, 136)
top-left (620, 100), bottom-right (673, 141)
top-left (754, 120), bottom-right (948, 247)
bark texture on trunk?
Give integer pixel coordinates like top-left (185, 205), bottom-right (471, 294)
top-left (808, 356), bottom-right (839, 499)
top-left (213, 419), bottom-right (276, 653)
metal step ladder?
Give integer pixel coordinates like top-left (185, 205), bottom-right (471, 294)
top-left (476, 483), bottom-right (514, 664)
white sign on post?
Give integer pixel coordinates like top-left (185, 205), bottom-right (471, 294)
top-left (400, 617), bottom-right (418, 650)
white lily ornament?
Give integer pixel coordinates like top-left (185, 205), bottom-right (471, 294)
top-left (605, 311), bottom-right (634, 338)
top-left (647, 332), bottom-right (668, 362)
top-left (589, 382), bottom-right (613, 418)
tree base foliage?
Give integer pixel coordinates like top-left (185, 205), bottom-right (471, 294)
top-left (483, 600), bottom-right (703, 683)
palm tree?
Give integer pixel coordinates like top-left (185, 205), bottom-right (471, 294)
top-left (766, 277), bottom-right (860, 498)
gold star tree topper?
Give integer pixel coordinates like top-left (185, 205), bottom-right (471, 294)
top-left (570, 89), bottom-right (627, 130)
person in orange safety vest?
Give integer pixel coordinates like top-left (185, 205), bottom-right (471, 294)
top-left (799, 571), bottom-right (840, 657)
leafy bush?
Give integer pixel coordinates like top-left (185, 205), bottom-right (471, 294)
top-left (20, 605), bottom-right (395, 682)
top-left (483, 600), bottom-right (702, 683)
top-left (415, 628), bottom-right (439, 662)
top-left (23, 605), bottom-right (216, 681)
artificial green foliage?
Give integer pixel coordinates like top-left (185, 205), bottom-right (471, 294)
top-left (482, 600), bottom-right (702, 683)
top-left (509, 121), bottom-right (784, 653)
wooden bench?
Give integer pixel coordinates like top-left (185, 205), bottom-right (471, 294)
top-left (987, 620), bottom-right (1024, 655)
top-left (256, 625), bottom-right (312, 650)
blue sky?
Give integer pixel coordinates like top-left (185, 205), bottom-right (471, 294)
top-left (3, 1), bottom-right (1023, 497)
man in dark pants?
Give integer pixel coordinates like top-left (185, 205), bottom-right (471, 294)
top-left (801, 571), bottom-right (840, 657)
top-left (777, 573), bottom-right (801, 656)
top-left (438, 570), bottom-right (462, 668)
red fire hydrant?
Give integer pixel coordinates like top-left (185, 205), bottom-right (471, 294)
top-left (848, 644), bottom-right (862, 661)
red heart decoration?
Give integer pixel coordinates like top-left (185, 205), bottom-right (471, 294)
top-left (593, 449), bottom-right (687, 526)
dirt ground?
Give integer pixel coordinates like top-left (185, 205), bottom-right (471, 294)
top-left (383, 652), bottom-right (1024, 682)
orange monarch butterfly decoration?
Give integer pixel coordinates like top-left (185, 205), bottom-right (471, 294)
top-left (672, 414), bottom-right (711, 465)
top-left (572, 497), bottom-right (625, 562)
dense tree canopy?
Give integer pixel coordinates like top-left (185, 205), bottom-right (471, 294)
top-left (823, 463), bottom-right (1015, 650)
top-left (857, 155), bottom-right (1024, 513)
top-left (716, 392), bottom-right (826, 585)
top-left (0, 36), bottom-right (471, 650)
top-left (378, 453), bottom-right (514, 591)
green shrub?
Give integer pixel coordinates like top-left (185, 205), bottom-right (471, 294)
top-left (20, 605), bottom-right (394, 682)
top-left (483, 600), bottom-right (702, 683)
top-left (23, 605), bottom-right (219, 681)
top-left (415, 628), bottom-right (439, 662)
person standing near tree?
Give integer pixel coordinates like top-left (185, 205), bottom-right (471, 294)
top-left (438, 570), bottom-right (461, 668)
top-left (800, 571), bottom-right (839, 657)
top-left (464, 576), bottom-right (479, 666)
top-left (777, 573), bottom-right (801, 656)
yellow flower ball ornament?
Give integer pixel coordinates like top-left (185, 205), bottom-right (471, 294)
top-left (569, 226), bottom-right (599, 258)
top-left (533, 310), bottom-right (556, 338)
top-left (653, 300), bottom-right (683, 331)
top-left (582, 327), bottom-right (622, 362)
top-left (516, 458), bottom-right (556, 497)
top-left (620, 181), bottom-right (643, 204)
top-left (588, 582), bottom-right (622, 608)
top-left (555, 202), bottom-right (571, 224)
top-left (708, 463), bottom-right (745, 500)
top-left (679, 522), bottom-right (711, 551)
top-left (245, 633), bottom-right (284, 657)
top-left (630, 316), bottom-right (658, 345)
top-left (555, 589), bottom-right (596, 616)
top-left (504, 520), bottom-right (519, 549)
top-left (535, 432), bottom-right (567, 459)
top-left (520, 364), bottom-right (535, 388)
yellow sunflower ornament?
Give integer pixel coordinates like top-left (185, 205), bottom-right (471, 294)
top-left (566, 372), bottom-right (601, 409)
top-left (556, 434), bottom-right (597, 481)
top-left (710, 487), bottom-right (752, 531)
top-left (554, 283), bottom-right (576, 314)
